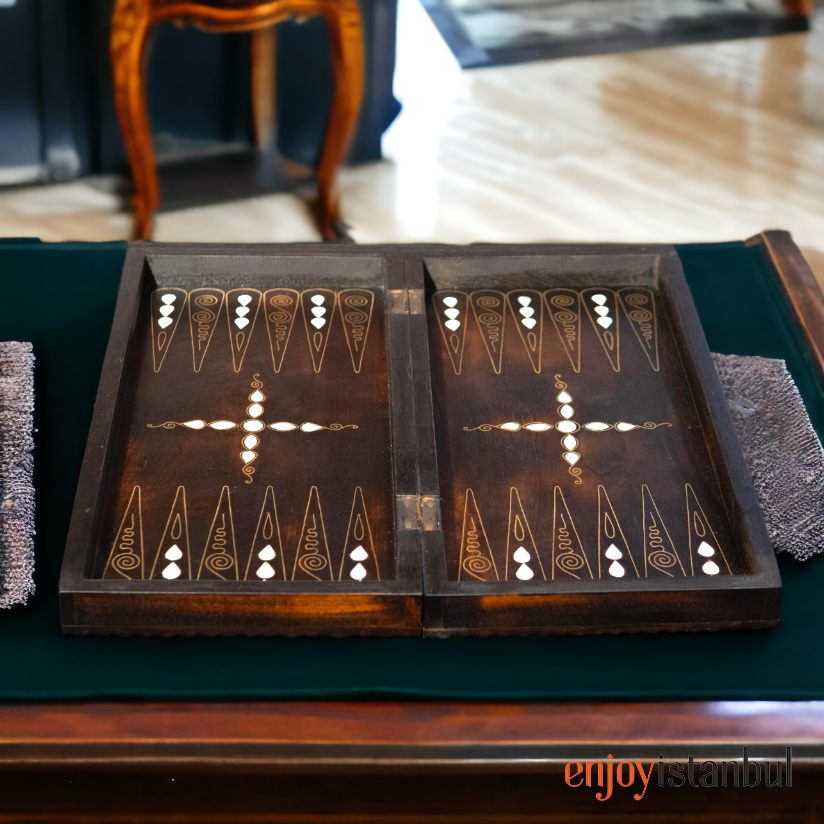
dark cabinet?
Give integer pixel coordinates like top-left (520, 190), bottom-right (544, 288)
top-left (0, 0), bottom-right (400, 190)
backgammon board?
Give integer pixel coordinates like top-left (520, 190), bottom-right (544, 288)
top-left (60, 243), bottom-right (780, 636)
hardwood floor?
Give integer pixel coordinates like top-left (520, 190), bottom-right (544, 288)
top-left (0, 0), bottom-right (821, 284)
top-left (345, 0), bottom-right (824, 277)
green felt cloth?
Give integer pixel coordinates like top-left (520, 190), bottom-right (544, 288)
top-left (0, 238), bottom-right (822, 701)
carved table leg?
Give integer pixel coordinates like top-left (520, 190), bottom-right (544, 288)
top-left (111, 0), bottom-right (158, 240)
top-left (316, 0), bottom-right (364, 241)
top-left (251, 26), bottom-right (277, 150)
top-left (782, 0), bottom-right (812, 15)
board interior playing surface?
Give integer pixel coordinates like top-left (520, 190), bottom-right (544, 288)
top-left (97, 257), bottom-right (393, 586)
top-left (425, 265), bottom-right (738, 584)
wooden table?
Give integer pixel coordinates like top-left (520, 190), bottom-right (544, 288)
top-left (111, 0), bottom-right (364, 242)
top-left (1, 232), bottom-right (822, 822)
top-left (0, 701), bottom-right (822, 820)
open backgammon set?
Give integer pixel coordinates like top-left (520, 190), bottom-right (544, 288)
top-left (59, 243), bottom-right (781, 636)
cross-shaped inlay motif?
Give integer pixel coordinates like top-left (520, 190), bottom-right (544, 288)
top-left (464, 375), bottom-right (670, 483)
top-left (148, 375), bottom-right (357, 483)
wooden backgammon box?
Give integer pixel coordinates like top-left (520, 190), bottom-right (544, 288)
top-left (59, 242), bottom-right (781, 636)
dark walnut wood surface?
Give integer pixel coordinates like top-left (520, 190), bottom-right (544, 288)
top-left (60, 247), bottom-right (423, 636)
top-left (99, 277), bottom-right (394, 585)
top-left (61, 241), bottom-right (782, 637)
top-left (411, 247), bottom-right (779, 636)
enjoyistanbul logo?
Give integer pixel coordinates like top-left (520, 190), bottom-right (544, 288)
top-left (564, 747), bottom-right (791, 801)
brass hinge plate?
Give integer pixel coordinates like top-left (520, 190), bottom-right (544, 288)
top-left (407, 290), bottom-right (425, 314)
top-left (396, 495), bottom-right (442, 532)
top-left (389, 289), bottom-right (409, 314)
top-left (389, 289), bottom-right (424, 315)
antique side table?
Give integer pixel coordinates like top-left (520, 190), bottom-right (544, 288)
top-left (111, 0), bottom-right (364, 241)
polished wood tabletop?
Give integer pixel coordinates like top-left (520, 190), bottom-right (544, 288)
top-left (0, 701), bottom-right (822, 821)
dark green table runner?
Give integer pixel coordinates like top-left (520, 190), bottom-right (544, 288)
top-left (1, 239), bottom-right (822, 701)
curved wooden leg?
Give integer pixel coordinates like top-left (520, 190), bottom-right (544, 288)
top-left (317, 0), bottom-right (364, 241)
top-left (111, 0), bottom-right (157, 240)
top-left (782, 0), bottom-right (811, 15)
top-left (251, 27), bottom-right (277, 150)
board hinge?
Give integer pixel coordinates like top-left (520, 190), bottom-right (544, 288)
top-left (418, 496), bottom-right (441, 530)
top-left (389, 289), bottom-right (409, 314)
top-left (407, 289), bottom-right (424, 314)
top-left (396, 495), bottom-right (442, 532)
top-left (389, 289), bottom-right (424, 315)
